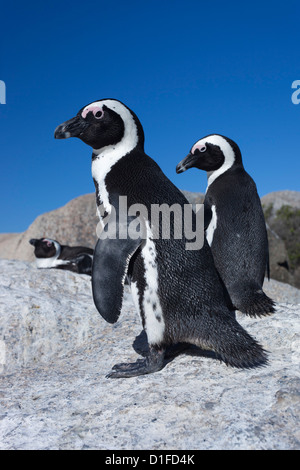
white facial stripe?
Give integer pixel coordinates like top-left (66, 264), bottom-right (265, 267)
top-left (206, 205), bottom-right (217, 246)
top-left (91, 99), bottom-right (139, 218)
top-left (141, 221), bottom-right (165, 345)
top-left (52, 240), bottom-right (61, 256)
top-left (193, 135), bottom-right (235, 191)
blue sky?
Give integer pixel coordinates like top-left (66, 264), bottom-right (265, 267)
top-left (1, 0), bottom-right (299, 233)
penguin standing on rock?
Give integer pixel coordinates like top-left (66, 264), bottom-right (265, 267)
top-left (55, 101), bottom-right (268, 378)
top-left (176, 134), bottom-right (275, 317)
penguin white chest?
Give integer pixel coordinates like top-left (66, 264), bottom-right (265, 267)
top-left (35, 257), bottom-right (70, 269)
top-left (140, 222), bottom-right (165, 345)
top-left (92, 155), bottom-right (117, 222)
top-left (206, 205), bottom-right (217, 246)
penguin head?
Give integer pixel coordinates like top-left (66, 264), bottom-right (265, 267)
top-left (29, 238), bottom-right (60, 258)
top-left (176, 134), bottom-right (242, 174)
top-left (54, 99), bottom-right (144, 155)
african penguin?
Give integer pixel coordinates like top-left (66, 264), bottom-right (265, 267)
top-left (55, 100), bottom-right (268, 378)
top-left (29, 238), bottom-right (94, 275)
top-left (176, 134), bottom-right (275, 317)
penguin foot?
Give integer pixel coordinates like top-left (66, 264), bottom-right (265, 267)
top-left (133, 330), bottom-right (190, 359)
top-left (106, 348), bottom-right (165, 378)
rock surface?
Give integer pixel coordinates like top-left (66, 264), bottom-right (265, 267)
top-left (0, 259), bottom-right (299, 450)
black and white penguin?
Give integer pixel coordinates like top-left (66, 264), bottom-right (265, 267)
top-left (54, 100), bottom-right (268, 378)
top-left (29, 238), bottom-right (93, 275)
top-left (176, 134), bottom-right (275, 317)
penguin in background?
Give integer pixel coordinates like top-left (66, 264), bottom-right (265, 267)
top-left (176, 134), bottom-right (275, 317)
top-left (29, 237), bottom-right (93, 275)
top-left (55, 101), bottom-right (267, 378)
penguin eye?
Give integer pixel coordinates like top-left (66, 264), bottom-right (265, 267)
top-left (93, 109), bottom-right (104, 119)
top-left (199, 145), bottom-right (207, 153)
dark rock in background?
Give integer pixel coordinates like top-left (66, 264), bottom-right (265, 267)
top-left (262, 191), bottom-right (300, 289)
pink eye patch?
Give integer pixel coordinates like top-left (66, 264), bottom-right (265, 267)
top-left (81, 105), bottom-right (103, 119)
top-left (192, 143), bottom-right (207, 154)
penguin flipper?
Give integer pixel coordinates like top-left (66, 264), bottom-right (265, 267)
top-left (92, 234), bottom-right (143, 324)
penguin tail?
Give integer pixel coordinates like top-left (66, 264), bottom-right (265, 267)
top-left (193, 310), bottom-right (268, 369)
top-left (233, 288), bottom-right (276, 318)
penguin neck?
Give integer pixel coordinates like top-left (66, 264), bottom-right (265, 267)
top-left (91, 114), bottom-right (144, 180)
top-left (92, 145), bottom-right (144, 224)
top-left (206, 166), bottom-right (230, 192)
top-left (206, 161), bottom-right (243, 192)
top-left (203, 135), bottom-right (244, 192)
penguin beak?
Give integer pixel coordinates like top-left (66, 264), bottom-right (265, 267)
top-left (29, 238), bottom-right (38, 246)
top-left (176, 153), bottom-right (197, 174)
top-left (54, 116), bottom-right (88, 139)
